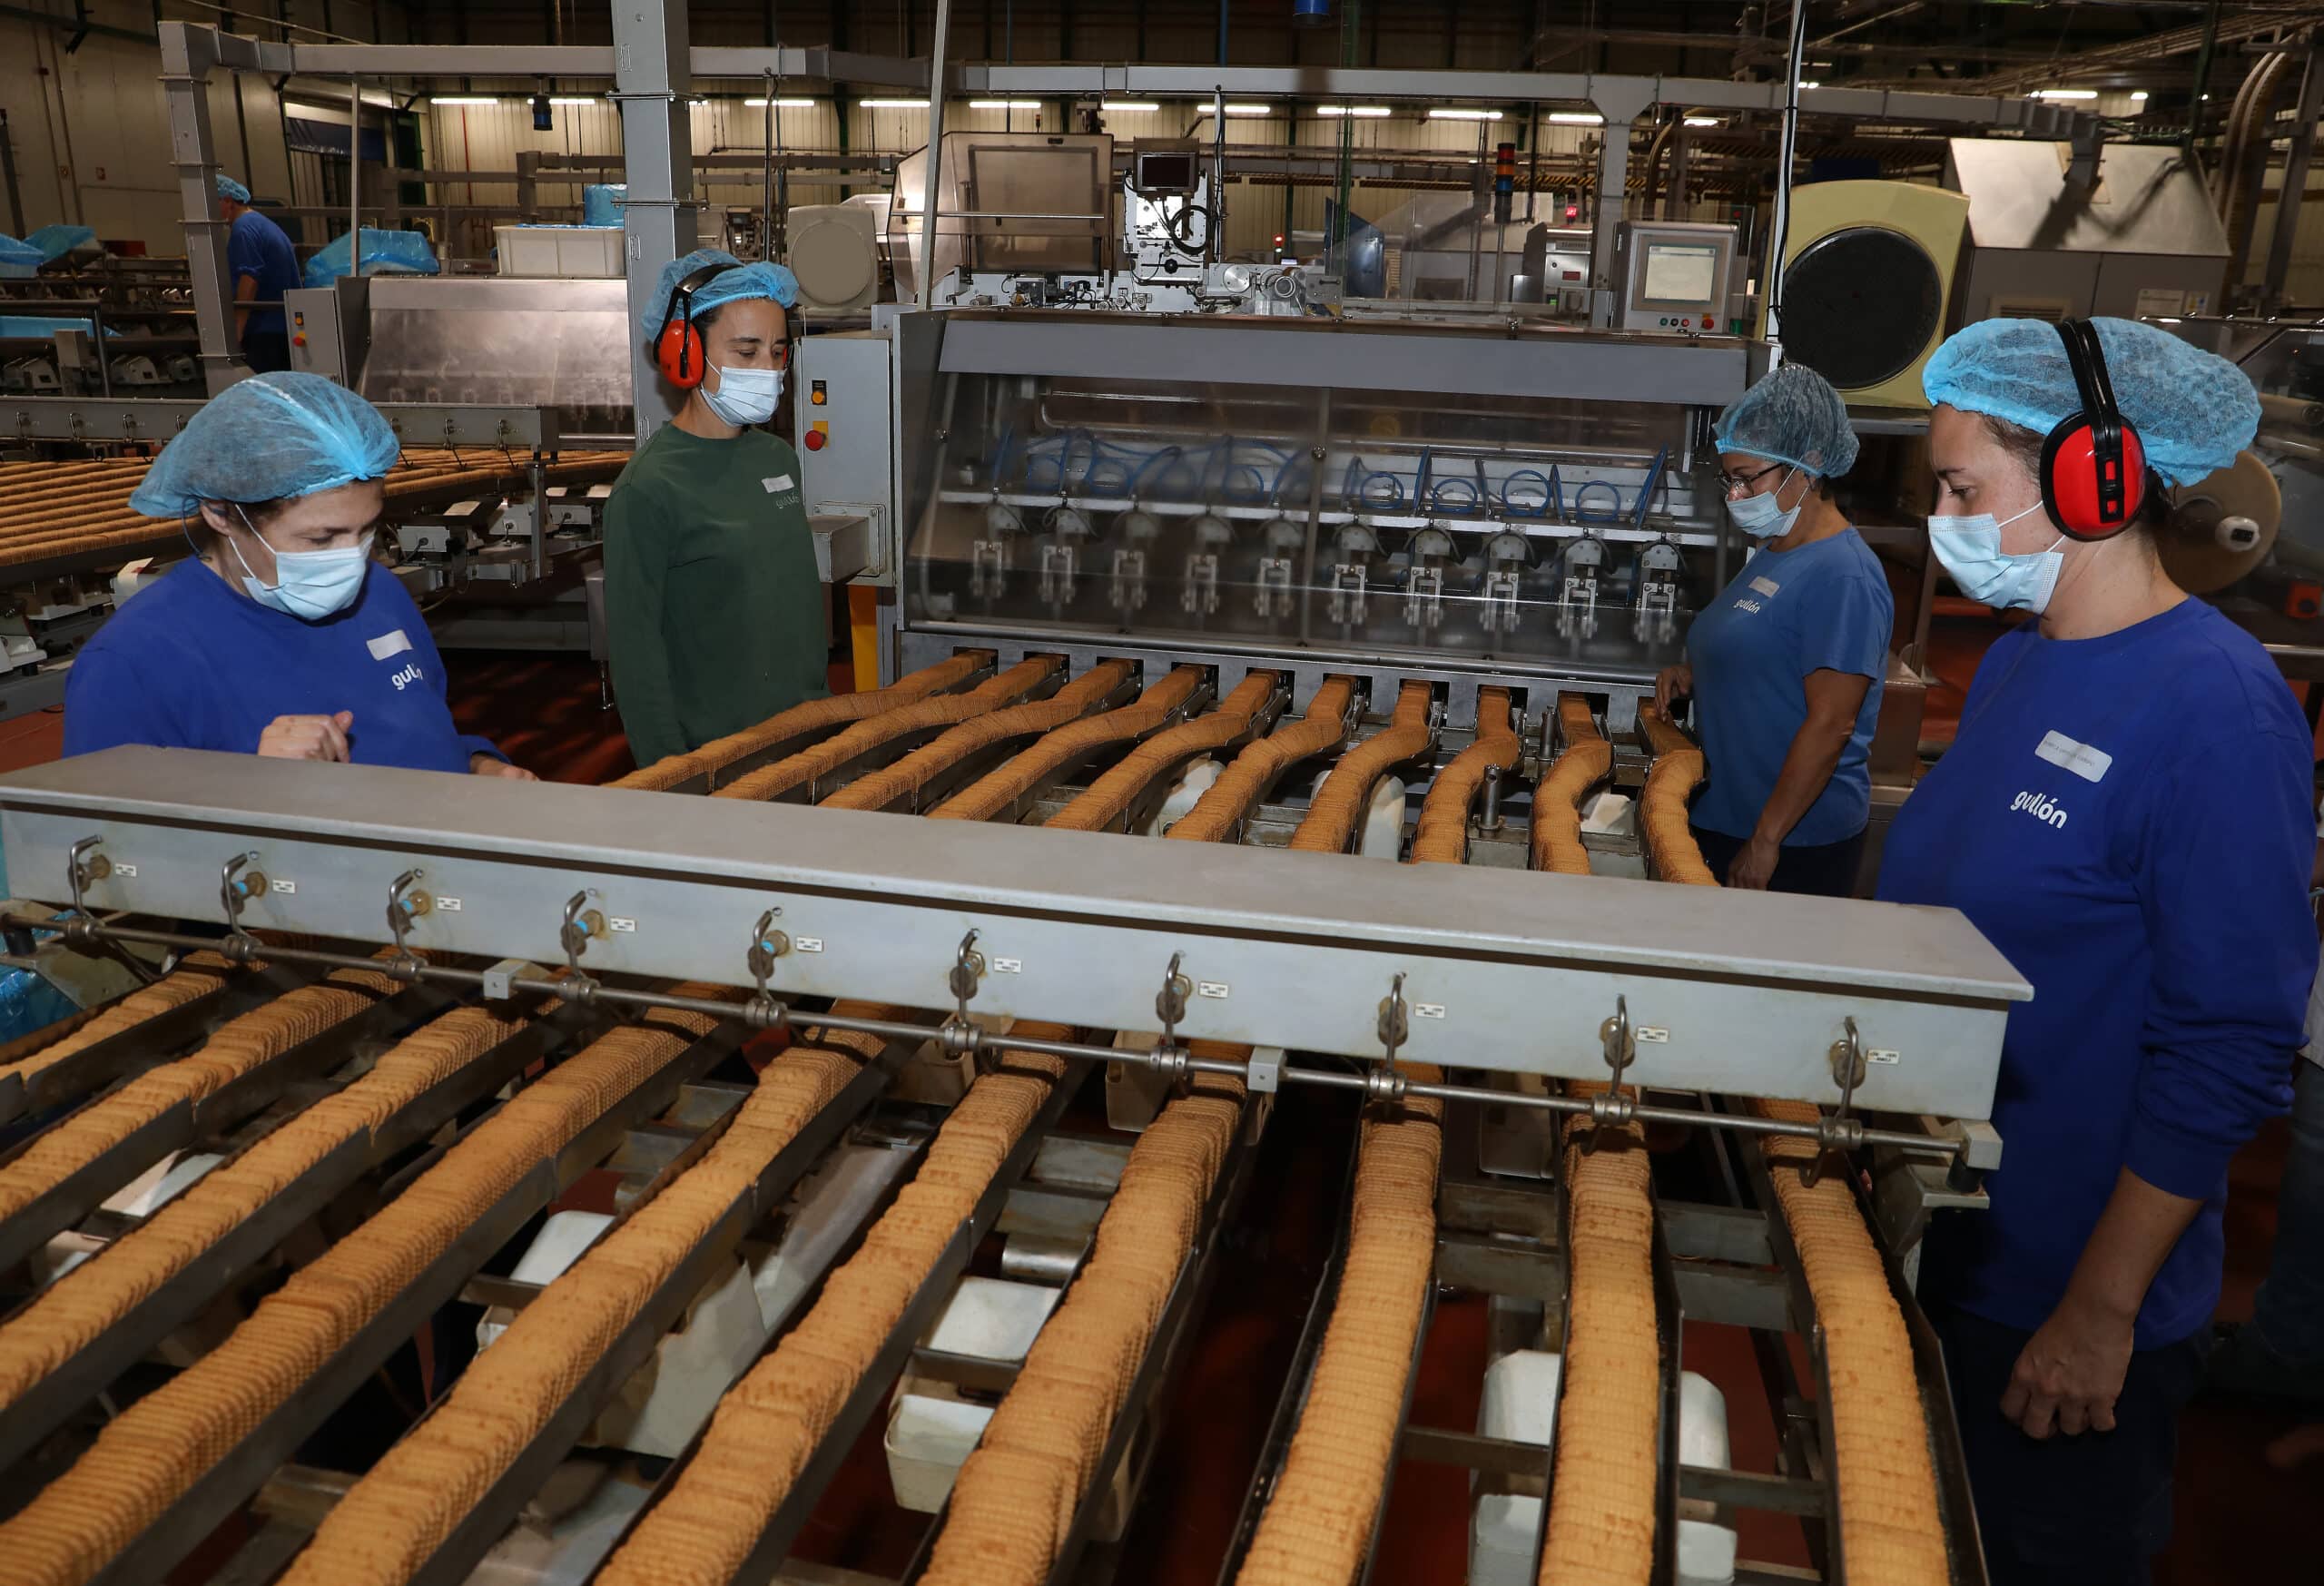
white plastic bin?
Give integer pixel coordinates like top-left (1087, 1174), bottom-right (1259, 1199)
top-left (494, 225), bottom-right (625, 280)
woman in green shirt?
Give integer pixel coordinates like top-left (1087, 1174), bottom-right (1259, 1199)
top-left (604, 249), bottom-right (830, 767)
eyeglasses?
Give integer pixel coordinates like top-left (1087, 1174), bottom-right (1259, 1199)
top-left (1718, 460), bottom-right (1787, 497)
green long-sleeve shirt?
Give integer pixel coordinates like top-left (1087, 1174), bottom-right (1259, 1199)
top-left (603, 424), bottom-right (830, 766)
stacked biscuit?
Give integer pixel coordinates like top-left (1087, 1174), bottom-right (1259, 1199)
top-left (0, 958), bottom-right (404, 1221)
top-left (931, 665), bottom-right (1204, 823)
top-left (1166, 677), bottom-right (1355, 844)
top-left (1531, 694), bottom-right (1612, 877)
top-left (595, 1028), bottom-right (1078, 1586)
top-left (278, 1010), bottom-right (871, 1586)
top-left (1748, 1098), bottom-right (1951, 1584)
top-left (1232, 1071), bottom-right (1445, 1586)
top-left (0, 952), bottom-right (232, 1089)
top-left (0, 992), bottom-right (731, 1585)
top-left (1287, 680), bottom-right (1432, 855)
top-left (612, 652), bottom-right (990, 793)
top-left (1410, 686), bottom-right (1520, 864)
top-left (1041, 671), bottom-right (1279, 832)
top-left (919, 1071), bottom-right (1247, 1586)
top-left (1539, 1089), bottom-right (1660, 1586)
top-left (0, 1000), bottom-right (527, 1412)
top-left (826, 662), bottom-right (1134, 813)
top-left (714, 658), bottom-right (1061, 804)
top-left (1634, 704), bottom-right (1715, 887)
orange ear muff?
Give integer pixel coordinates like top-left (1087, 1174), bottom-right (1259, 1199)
top-left (646, 261), bottom-right (739, 390)
top-left (2040, 319), bottom-right (2149, 541)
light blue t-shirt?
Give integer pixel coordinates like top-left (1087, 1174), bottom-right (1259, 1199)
top-left (1685, 526), bottom-right (1891, 846)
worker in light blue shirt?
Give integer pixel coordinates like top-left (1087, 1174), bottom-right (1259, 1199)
top-left (215, 174), bottom-right (300, 374)
top-left (1655, 363), bottom-right (1891, 895)
top-left (1876, 317), bottom-right (2311, 1586)
top-left (62, 372), bottom-right (534, 780)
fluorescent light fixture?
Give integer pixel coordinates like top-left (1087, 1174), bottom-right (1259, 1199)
top-left (2033, 89), bottom-right (2099, 101)
top-left (1797, 81), bottom-right (1819, 90)
top-left (430, 96), bottom-right (498, 107)
top-left (1548, 112), bottom-right (1603, 124)
top-left (547, 97), bottom-right (598, 106)
top-left (743, 98), bottom-right (817, 108)
top-left (1196, 103), bottom-right (1275, 116)
top-left (1684, 116), bottom-right (1720, 127)
top-left (860, 97), bottom-right (931, 109)
top-left (1317, 104), bottom-right (1393, 117)
top-left (2132, 91), bottom-right (2152, 102)
top-left (970, 99), bottom-right (1042, 110)
top-left (1101, 101), bottom-right (1161, 112)
top-left (1430, 108), bottom-right (1502, 122)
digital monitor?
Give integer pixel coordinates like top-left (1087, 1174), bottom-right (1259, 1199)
top-left (1135, 152), bottom-right (1198, 193)
top-left (1640, 242), bottom-right (1719, 305)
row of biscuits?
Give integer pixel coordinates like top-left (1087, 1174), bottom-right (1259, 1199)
top-left (0, 998), bottom-right (529, 1413)
top-left (918, 1071), bottom-right (1248, 1584)
top-left (1166, 676), bottom-right (1355, 844)
top-left (1285, 679), bottom-right (1433, 853)
top-left (592, 1028), bottom-right (1079, 1586)
top-left (1038, 670), bottom-right (1279, 832)
top-left (1635, 704), bottom-right (1716, 888)
top-left (1230, 1074), bottom-right (1445, 1586)
top-left (1409, 685), bottom-right (1521, 864)
top-left (0, 951), bottom-right (233, 1089)
top-left (0, 991), bottom-right (734, 1586)
top-left (277, 1010), bottom-right (883, 1586)
top-left (930, 665), bottom-right (1204, 823)
top-left (825, 661), bottom-right (1132, 813)
top-left (1532, 694), bottom-right (1614, 876)
top-left (0, 955), bottom-right (406, 1222)
top-left (610, 652), bottom-right (990, 793)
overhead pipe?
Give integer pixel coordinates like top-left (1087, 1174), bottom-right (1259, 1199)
top-left (2223, 50), bottom-right (2294, 290)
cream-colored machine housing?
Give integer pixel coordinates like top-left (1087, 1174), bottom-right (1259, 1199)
top-left (1762, 181), bottom-right (1972, 409)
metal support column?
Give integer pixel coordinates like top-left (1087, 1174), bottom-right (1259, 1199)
top-left (1585, 81), bottom-right (1655, 329)
top-left (158, 22), bottom-right (241, 394)
top-left (2264, 43), bottom-right (2324, 308)
top-left (914, 0), bottom-right (955, 314)
top-left (615, 0), bottom-right (699, 445)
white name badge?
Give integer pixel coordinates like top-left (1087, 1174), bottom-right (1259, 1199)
top-left (367, 628), bottom-right (415, 662)
top-left (2035, 729), bottom-right (2113, 784)
top-left (1748, 576), bottom-right (1781, 598)
top-left (762, 475), bottom-right (795, 494)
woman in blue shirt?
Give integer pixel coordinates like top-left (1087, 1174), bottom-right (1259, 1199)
top-left (62, 373), bottom-right (533, 780)
top-left (1877, 318), bottom-right (2311, 1586)
top-left (1655, 363), bottom-right (1892, 895)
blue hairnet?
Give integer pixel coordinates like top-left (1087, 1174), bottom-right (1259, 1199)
top-left (1923, 317), bottom-right (2258, 488)
top-left (637, 248), bottom-right (801, 338)
top-left (214, 173), bottom-right (251, 205)
top-left (1712, 362), bottom-right (1859, 478)
top-left (129, 372), bottom-right (400, 518)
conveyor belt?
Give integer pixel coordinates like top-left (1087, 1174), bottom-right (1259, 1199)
top-left (1167, 676), bottom-right (1354, 844)
top-left (713, 656), bottom-right (1061, 804)
top-left (823, 660), bottom-right (1135, 813)
top-left (1285, 679), bottom-right (1432, 855)
top-left (613, 652), bottom-right (991, 793)
top-left (930, 665), bottom-right (1205, 823)
top-left (0, 953), bottom-right (232, 1106)
top-left (1531, 694), bottom-right (1611, 876)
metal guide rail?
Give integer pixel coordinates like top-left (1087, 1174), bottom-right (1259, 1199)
top-left (0, 749), bottom-right (2028, 1128)
top-left (0, 397), bottom-right (566, 452)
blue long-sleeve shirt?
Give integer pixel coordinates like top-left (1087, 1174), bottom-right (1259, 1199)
top-left (1876, 598), bottom-right (2311, 1347)
top-left (64, 558), bottom-right (499, 773)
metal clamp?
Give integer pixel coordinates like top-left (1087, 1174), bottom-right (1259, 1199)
top-left (1155, 951), bottom-right (1194, 1091)
top-left (219, 851), bottom-right (267, 940)
top-left (745, 907), bottom-right (792, 1030)
top-left (1600, 994), bottom-right (1637, 1092)
top-left (1807, 1017), bottom-right (1869, 1186)
top-left (940, 929), bottom-right (986, 1058)
top-left (1479, 764), bottom-right (1506, 833)
top-left (384, 868), bottom-right (430, 978)
top-left (558, 891), bottom-right (606, 995)
top-left (1377, 972), bottom-right (1410, 1067)
top-left (65, 835), bottom-right (110, 925)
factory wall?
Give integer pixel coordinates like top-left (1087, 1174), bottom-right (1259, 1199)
top-left (0, 1), bottom-right (414, 252)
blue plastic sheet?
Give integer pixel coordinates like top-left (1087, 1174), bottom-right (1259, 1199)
top-left (25, 224), bottom-right (96, 263)
top-left (0, 234), bottom-right (46, 279)
top-left (0, 968), bottom-right (76, 1048)
top-left (302, 227), bottom-right (441, 288)
top-left (0, 316), bottom-right (107, 340)
top-left (583, 184), bottom-right (627, 228)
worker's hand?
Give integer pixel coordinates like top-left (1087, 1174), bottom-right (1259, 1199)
top-left (470, 754), bottom-right (537, 781)
top-left (1654, 663), bottom-right (1694, 714)
top-left (257, 711), bottom-right (353, 763)
top-left (1728, 833), bottom-right (1780, 892)
top-left (2003, 1292), bottom-right (2134, 1438)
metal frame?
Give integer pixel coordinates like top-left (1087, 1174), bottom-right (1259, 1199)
top-left (0, 748), bottom-right (2026, 1119)
top-left (0, 398), bottom-right (563, 451)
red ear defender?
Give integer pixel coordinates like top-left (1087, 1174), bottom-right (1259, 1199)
top-left (647, 261), bottom-right (740, 390)
top-left (2040, 319), bottom-right (2149, 541)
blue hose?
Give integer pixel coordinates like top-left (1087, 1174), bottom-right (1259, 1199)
top-left (1500, 468), bottom-right (1556, 518)
top-left (1222, 463), bottom-right (1270, 502)
top-left (1359, 471), bottom-right (1406, 507)
top-left (1631, 446), bottom-right (1669, 527)
top-left (1573, 479), bottom-right (1622, 523)
top-left (1428, 476), bottom-right (1481, 511)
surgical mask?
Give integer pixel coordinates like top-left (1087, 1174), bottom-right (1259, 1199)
top-left (1926, 502), bottom-right (2062, 613)
top-left (700, 364), bottom-right (783, 428)
top-left (1725, 468), bottom-right (1800, 540)
top-left (228, 507), bottom-right (372, 621)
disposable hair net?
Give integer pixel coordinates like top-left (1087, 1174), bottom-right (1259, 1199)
top-left (1712, 362), bottom-right (1859, 478)
top-left (214, 173), bottom-right (251, 204)
top-left (1923, 316), bottom-right (2259, 488)
top-left (638, 248), bottom-right (801, 339)
top-left (129, 372), bottom-right (401, 518)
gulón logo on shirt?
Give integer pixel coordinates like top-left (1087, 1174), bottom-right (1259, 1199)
top-left (2010, 790), bottom-right (2067, 830)
top-left (389, 662), bottom-right (423, 693)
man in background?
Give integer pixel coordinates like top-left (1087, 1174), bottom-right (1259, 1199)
top-left (214, 174), bottom-right (300, 373)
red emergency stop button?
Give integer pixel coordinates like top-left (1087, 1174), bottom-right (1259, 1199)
top-left (804, 429), bottom-right (826, 451)
top-left (292, 333), bottom-right (307, 347)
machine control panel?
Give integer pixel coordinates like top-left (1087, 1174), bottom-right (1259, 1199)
top-left (1613, 221), bottom-right (1738, 336)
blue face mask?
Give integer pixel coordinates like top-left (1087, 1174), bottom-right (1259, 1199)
top-left (1725, 467), bottom-right (1800, 540)
top-left (229, 507), bottom-right (372, 621)
top-left (1926, 502), bottom-right (2061, 613)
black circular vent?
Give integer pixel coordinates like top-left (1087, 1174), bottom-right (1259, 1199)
top-left (1778, 225), bottom-right (1943, 392)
